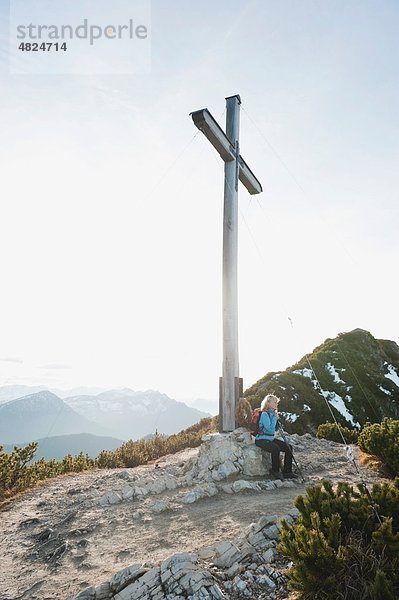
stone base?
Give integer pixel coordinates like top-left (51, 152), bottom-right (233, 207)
top-left (185, 428), bottom-right (272, 483)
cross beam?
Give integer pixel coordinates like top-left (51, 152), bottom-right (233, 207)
top-left (190, 107), bottom-right (262, 195)
top-left (190, 95), bottom-right (262, 432)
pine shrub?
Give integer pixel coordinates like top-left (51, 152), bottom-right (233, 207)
top-left (278, 479), bottom-right (399, 599)
top-left (96, 417), bottom-right (217, 468)
top-left (96, 449), bottom-right (124, 469)
top-left (0, 442), bottom-right (39, 498)
top-left (0, 444), bottom-right (95, 502)
top-left (358, 419), bottom-right (399, 476)
top-left (0, 417), bottom-right (218, 503)
top-left (317, 422), bottom-right (359, 444)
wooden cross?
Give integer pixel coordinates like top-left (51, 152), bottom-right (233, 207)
top-left (190, 95), bottom-right (262, 432)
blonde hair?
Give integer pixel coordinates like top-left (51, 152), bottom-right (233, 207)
top-left (261, 394), bottom-right (280, 411)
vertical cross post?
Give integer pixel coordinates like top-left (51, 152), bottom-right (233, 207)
top-left (190, 95), bottom-right (262, 433)
top-left (221, 95), bottom-right (241, 432)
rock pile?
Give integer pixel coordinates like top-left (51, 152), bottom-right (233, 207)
top-left (96, 429), bottom-right (280, 511)
top-left (71, 508), bottom-right (299, 599)
top-left (185, 429), bottom-right (272, 481)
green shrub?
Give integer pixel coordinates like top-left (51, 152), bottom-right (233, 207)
top-left (358, 419), bottom-right (399, 476)
top-left (96, 417), bottom-right (217, 468)
top-left (0, 417), bottom-right (218, 502)
top-left (96, 449), bottom-right (123, 469)
top-left (0, 442), bottom-right (39, 498)
top-left (316, 422), bottom-right (359, 444)
top-left (278, 479), bottom-right (399, 599)
top-left (0, 444), bottom-right (96, 503)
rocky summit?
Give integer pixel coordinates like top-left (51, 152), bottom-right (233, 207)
top-left (0, 428), bottom-right (384, 599)
top-left (245, 328), bottom-right (399, 434)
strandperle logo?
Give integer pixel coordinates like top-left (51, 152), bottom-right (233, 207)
top-left (10, 0), bottom-right (151, 74)
top-left (16, 18), bottom-right (148, 46)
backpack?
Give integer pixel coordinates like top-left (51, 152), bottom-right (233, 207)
top-left (249, 408), bottom-right (262, 437)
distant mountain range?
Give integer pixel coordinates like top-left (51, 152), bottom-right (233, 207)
top-left (3, 433), bottom-right (123, 460)
top-left (185, 397), bottom-right (218, 416)
top-left (0, 388), bottom-right (210, 448)
top-left (0, 391), bottom-right (106, 445)
top-left (63, 389), bottom-right (209, 440)
top-left (0, 385), bottom-right (105, 404)
top-left (245, 328), bottom-right (399, 433)
top-left (0, 384), bottom-right (46, 403)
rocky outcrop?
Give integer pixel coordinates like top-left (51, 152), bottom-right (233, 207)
top-left (185, 429), bottom-right (271, 481)
top-left (96, 429), bottom-right (273, 509)
top-left (69, 430), bottom-right (299, 599)
top-left (71, 508), bottom-right (299, 599)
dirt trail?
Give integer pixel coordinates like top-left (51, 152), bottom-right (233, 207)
top-left (0, 436), bottom-right (384, 600)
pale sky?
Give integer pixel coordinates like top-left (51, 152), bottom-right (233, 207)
top-left (0, 0), bottom-right (398, 402)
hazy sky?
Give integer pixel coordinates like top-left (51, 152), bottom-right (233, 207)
top-left (0, 0), bottom-right (398, 401)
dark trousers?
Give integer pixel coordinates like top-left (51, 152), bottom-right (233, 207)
top-left (255, 438), bottom-right (293, 473)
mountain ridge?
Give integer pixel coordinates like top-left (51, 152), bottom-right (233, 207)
top-left (0, 391), bottom-right (106, 445)
top-left (0, 388), bottom-right (210, 448)
top-left (63, 388), bottom-right (210, 440)
top-left (244, 328), bottom-right (399, 434)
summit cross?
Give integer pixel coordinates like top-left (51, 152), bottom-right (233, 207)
top-left (190, 95), bottom-right (263, 432)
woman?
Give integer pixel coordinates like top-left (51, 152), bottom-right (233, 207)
top-left (255, 394), bottom-right (298, 480)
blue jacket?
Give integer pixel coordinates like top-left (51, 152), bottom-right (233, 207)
top-left (256, 410), bottom-right (279, 441)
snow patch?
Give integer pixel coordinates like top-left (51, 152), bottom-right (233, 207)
top-left (293, 368), bottom-right (313, 379)
top-left (303, 404), bottom-right (311, 412)
top-left (378, 385), bottom-right (392, 396)
top-left (322, 391), bottom-right (360, 428)
top-left (280, 411), bottom-right (299, 423)
top-left (293, 368), bottom-right (318, 390)
top-left (325, 363), bottom-right (346, 384)
top-left (385, 364), bottom-right (399, 388)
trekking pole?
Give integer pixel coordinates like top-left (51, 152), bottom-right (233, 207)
top-left (277, 422), bottom-right (305, 483)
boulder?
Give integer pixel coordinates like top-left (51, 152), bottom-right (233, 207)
top-left (113, 567), bottom-right (163, 599)
top-left (110, 563), bottom-right (149, 594)
top-left (187, 429), bottom-right (271, 484)
top-left (181, 483), bottom-right (219, 505)
top-left (241, 445), bottom-right (269, 477)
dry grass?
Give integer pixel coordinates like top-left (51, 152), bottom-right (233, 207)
top-left (357, 449), bottom-right (392, 478)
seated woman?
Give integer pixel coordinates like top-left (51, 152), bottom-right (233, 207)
top-left (255, 394), bottom-right (298, 479)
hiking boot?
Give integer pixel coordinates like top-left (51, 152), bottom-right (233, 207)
top-left (269, 470), bottom-right (284, 481)
top-left (283, 472), bottom-right (299, 479)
